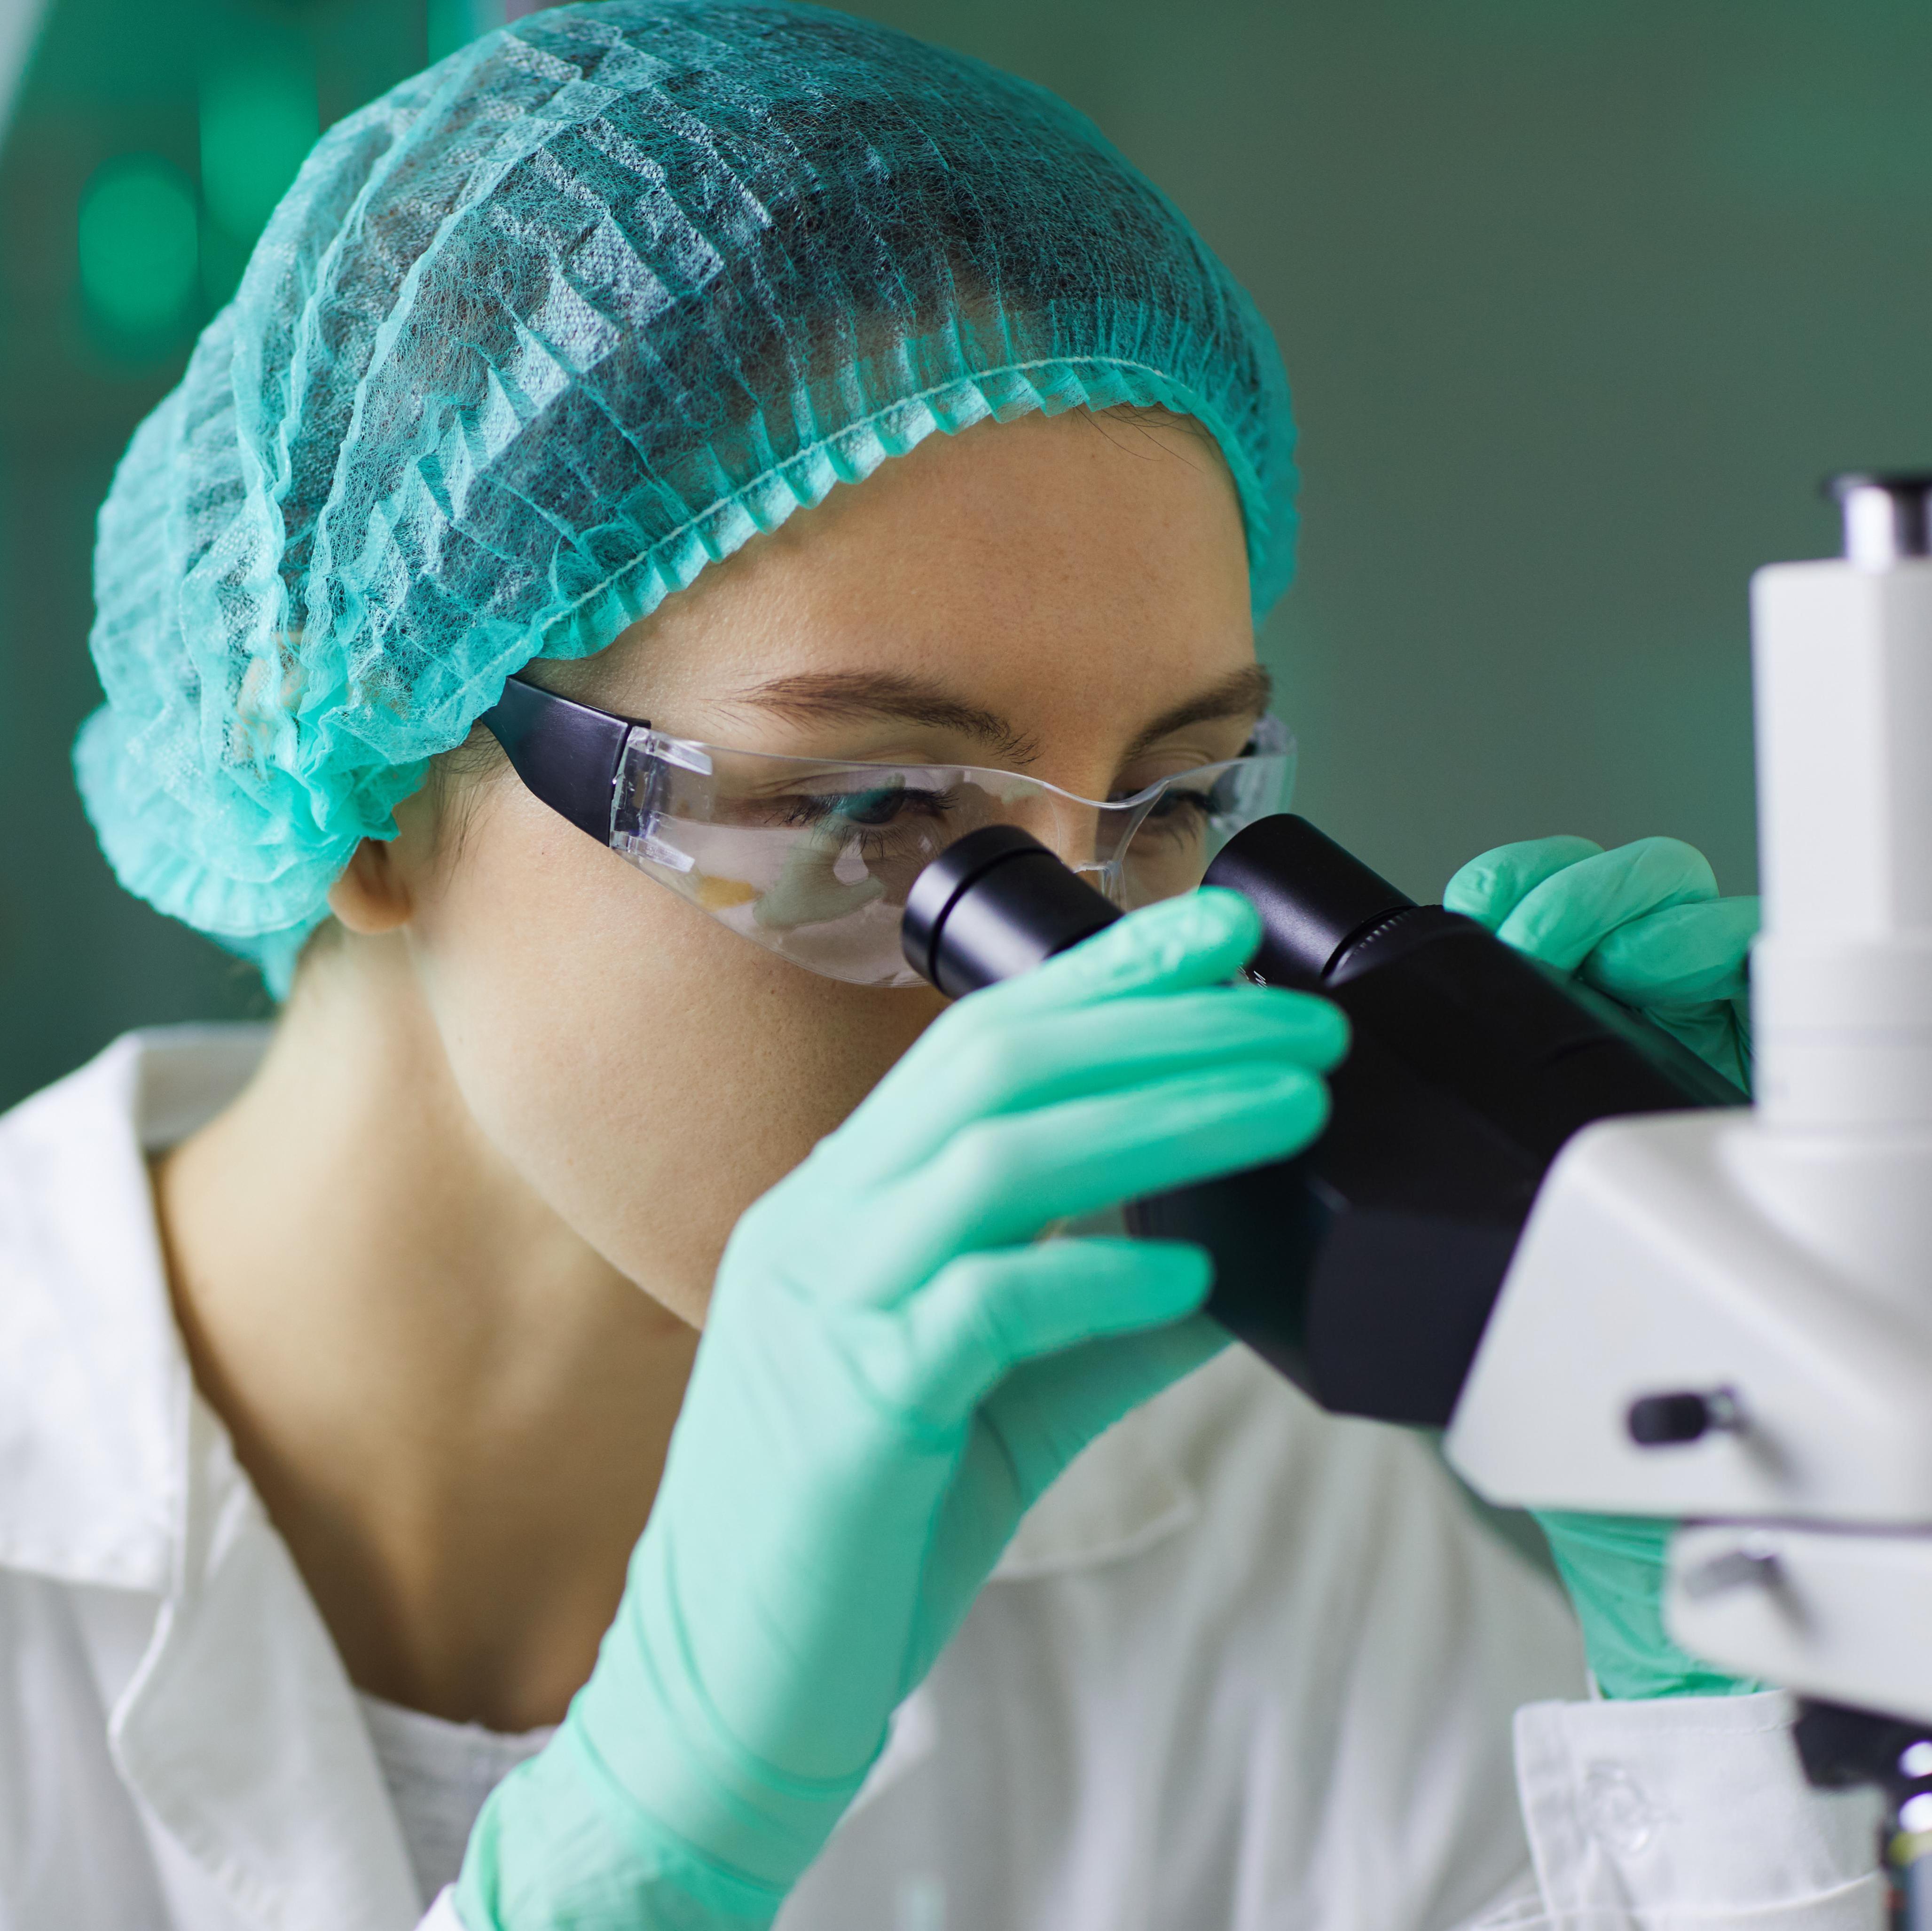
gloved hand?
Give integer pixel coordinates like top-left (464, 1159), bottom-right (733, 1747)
top-left (1444, 833), bottom-right (1762, 1701)
top-left (1529, 1515), bottom-right (1762, 1700)
top-left (1444, 832), bottom-right (1756, 1091)
top-left (458, 889), bottom-right (1347, 1929)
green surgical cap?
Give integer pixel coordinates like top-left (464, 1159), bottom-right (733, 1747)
top-left (76, 0), bottom-right (1297, 992)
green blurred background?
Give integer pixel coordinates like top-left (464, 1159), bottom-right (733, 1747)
top-left (2, 0), bottom-right (1929, 1110)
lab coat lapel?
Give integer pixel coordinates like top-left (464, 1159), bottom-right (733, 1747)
top-left (0, 1036), bottom-right (186, 1589)
top-left (0, 1032), bottom-right (421, 1930)
top-left (111, 1395), bottom-right (424, 1931)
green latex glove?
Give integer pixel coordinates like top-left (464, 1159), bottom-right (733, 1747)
top-left (458, 889), bottom-right (1347, 1929)
top-left (1534, 1515), bottom-right (1764, 1700)
top-left (1445, 834), bottom-right (1763, 1701)
top-left (1445, 832), bottom-right (1756, 1091)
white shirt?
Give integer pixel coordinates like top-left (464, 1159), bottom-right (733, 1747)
top-left (0, 1028), bottom-right (1884, 1931)
top-left (357, 1696), bottom-right (553, 1906)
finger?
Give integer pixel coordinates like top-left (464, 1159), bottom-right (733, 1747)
top-left (885, 1239), bottom-right (1215, 1426)
top-left (857, 1060), bottom-right (1328, 1288)
top-left (1644, 1005), bottom-right (1752, 1092)
top-left (1495, 838), bottom-right (1717, 972)
top-left (842, 889), bottom-right (1263, 1180)
top-left (828, 985), bottom-right (1347, 1184)
top-left (1444, 836), bottom-right (1603, 930)
top-left (1579, 896), bottom-right (1758, 1009)
top-left (938, 888), bottom-right (1263, 1035)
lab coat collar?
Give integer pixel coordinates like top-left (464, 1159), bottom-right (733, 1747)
top-left (856, 1417), bottom-right (1199, 1816)
top-left (990, 1399), bottom-right (1198, 1580)
top-left (0, 1027), bottom-right (421, 1928)
top-left (0, 1027), bottom-right (267, 1592)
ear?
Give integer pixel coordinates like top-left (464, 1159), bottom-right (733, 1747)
top-left (326, 837), bottom-right (414, 936)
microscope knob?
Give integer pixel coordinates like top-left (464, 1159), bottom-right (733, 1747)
top-left (1626, 1387), bottom-right (1742, 1446)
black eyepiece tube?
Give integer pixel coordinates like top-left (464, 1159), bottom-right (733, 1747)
top-left (901, 825), bottom-right (1120, 998)
top-left (1204, 814), bottom-right (1413, 985)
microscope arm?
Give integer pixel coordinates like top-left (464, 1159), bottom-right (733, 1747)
top-left (1443, 1107), bottom-right (1932, 1526)
top-left (1453, 473), bottom-right (1932, 1742)
top-left (1670, 1522), bottom-right (1932, 1729)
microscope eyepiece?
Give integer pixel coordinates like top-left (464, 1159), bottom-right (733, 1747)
top-left (900, 824), bottom-right (1119, 999)
top-left (1200, 814), bottom-right (1414, 985)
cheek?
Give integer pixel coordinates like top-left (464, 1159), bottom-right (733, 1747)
top-left (409, 787), bottom-right (940, 1320)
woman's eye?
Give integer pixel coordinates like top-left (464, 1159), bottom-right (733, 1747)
top-left (1140, 789), bottom-right (1211, 824)
top-left (836, 787), bottom-right (919, 827)
top-left (780, 785), bottom-right (953, 830)
top-left (1124, 788), bottom-right (1217, 853)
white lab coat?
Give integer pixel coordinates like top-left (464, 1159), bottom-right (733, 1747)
top-left (0, 1028), bottom-right (1883, 1931)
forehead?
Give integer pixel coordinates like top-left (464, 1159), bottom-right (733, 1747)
top-left (576, 408), bottom-right (1256, 729)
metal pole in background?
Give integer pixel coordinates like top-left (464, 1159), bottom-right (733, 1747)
top-left (0, 0), bottom-right (47, 139)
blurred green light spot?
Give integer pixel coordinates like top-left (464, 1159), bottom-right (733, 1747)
top-left (200, 54), bottom-right (319, 244)
top-left (78, 157), bottom-right (199, 336)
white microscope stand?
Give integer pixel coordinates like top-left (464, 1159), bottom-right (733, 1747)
top-left (1444, 478), bottom-right (1932, 1721)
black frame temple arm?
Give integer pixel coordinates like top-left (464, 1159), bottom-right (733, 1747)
top-left (478, 675), bottom-right (644, 842)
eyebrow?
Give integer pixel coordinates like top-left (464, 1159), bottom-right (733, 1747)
top-left (731, 662), bottom-right (1274, 765)
top-left (1123, 663), bottom-right (1274, 757)
top-left (729, 671), bottom-right (1042, 762)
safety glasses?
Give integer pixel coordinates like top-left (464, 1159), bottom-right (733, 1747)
top-left (479, 675), bottom-right (1294, 987)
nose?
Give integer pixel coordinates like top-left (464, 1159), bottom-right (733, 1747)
top-left (1068, 857), bottom-right (1129, 907)
top-left (1006, 797), bottom-right (1103, 872)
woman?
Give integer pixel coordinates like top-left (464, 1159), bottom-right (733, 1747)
top-left (0, 4), bottom-right (1877, 1926)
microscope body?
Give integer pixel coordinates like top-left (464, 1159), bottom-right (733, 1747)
top-left (1130, 816), bottom-right (1737, 1427)
top-left (1445, 490), bottom-right (1932, 1723)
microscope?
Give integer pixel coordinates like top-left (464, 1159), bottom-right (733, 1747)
top-left (902, 473), bottom-right (1932, 1922)
top-left (1455, 472), bottom-right (1932, 1915)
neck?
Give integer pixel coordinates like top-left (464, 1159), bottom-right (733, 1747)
top-left (154, 933), bottom-right (698, 1730)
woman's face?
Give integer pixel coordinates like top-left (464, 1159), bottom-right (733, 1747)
top-left (373, 408), bottom-right (1262, 1324)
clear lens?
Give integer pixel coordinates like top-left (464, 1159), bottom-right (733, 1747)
top-left (612, 718), bottom-right (1294, 986)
